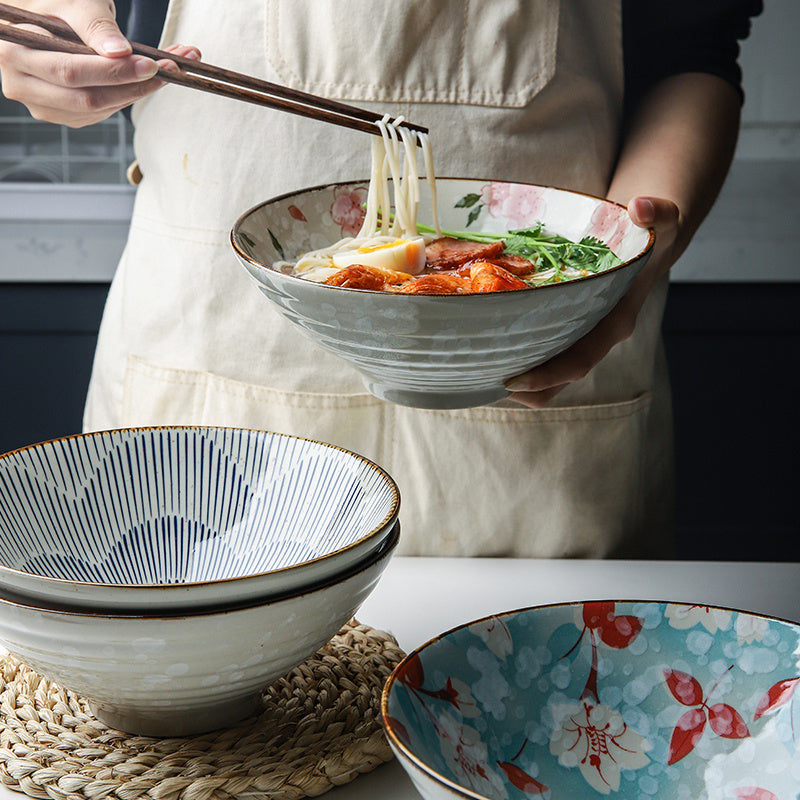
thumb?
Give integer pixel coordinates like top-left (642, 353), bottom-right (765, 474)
top-left (627, 196), bottom-right (680, 232)
top-left (68, 2), bottom-right (131, 57)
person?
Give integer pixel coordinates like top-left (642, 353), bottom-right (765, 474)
top-left (0, 0), bottom-right (762, 559)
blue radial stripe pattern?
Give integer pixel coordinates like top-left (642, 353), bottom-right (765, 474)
top-left (0, 428), bottom-right (398, 586)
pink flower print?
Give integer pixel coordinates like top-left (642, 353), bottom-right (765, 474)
top-left (549, 701), bottom-right (651, 795)
top-left (480, 182), bottom-right (546, 229)
top-left (437, 711), bottom-right (510, 799)
top-left (469, 616), bottom-right (513, 660)
top-left (588, 202), bottom-right (630, 251)
top-left (666, 604), bottom-right (733, 634)
top-left (330, 184), bottom-right (368, 237)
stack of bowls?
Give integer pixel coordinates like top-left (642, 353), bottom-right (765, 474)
top-left (0, 426), bottom-right (400, 737)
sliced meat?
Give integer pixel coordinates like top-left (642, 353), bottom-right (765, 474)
top-left (488, 253), bottom-right (536, 276)
top-left (425, 237), bottom-right (506, 270)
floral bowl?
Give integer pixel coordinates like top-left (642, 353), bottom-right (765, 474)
top-left (231, 179), bottom-right (654, 409)
top-left (0, 521), bottom-right (398, 737)
top-left (0, 427), bottom-right (399, 612)
top-left (382, 601), bottom-right (800, 800)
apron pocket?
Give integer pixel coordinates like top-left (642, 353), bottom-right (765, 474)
top-left (122, 355), bottom-right (389, 461)
top-left (265, 0), bottom-right (559, 107)
top-left (390, 393), bottom-right (659, 558)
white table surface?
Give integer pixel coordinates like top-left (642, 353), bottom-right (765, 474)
top-left (2, 556), bottom-right (799, 800)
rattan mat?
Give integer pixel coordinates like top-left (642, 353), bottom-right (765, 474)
top-left (0, 620), bottom-right (405, 800)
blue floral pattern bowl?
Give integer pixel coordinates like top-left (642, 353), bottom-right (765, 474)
top-left (382, 601), bottom-right (800, 800)
top-left (0, 427), bottom-right (399, 612)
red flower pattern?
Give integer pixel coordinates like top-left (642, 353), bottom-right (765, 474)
top-left (754, 676), bottom-right (800, 719)
top-left (664, 666), bottom-right (750, 765)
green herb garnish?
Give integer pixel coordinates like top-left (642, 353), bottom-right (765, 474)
top-left (416, 222), bottom-right (622, 284)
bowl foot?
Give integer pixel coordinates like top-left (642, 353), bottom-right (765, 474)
top-left (90, 692), bottom-right (263, 737)
top-left (365, 382), bottom-right (510, 409)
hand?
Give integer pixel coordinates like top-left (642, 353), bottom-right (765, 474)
top-left (0, 1), bottom-right (200, 127)
top-left (505, 196), bottom-right (680, 408)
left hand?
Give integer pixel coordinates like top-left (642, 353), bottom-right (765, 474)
top-left (505, 196), bottom-right (680, 408)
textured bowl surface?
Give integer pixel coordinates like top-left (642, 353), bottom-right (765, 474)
top-left (0, 522), bottom-right (398, 736)
top-left (232, 179), bottom-right (654, 409)
top-left (382, 601), bottom-right (800, 800)
top-left (0, 427), bottom-right (398, 611)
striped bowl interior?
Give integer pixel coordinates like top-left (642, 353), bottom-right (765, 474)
top-left (0, 427), bottom-right (398, 586)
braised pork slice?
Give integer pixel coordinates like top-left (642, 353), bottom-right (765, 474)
top-left (425, 237), bottom-right (506, 270)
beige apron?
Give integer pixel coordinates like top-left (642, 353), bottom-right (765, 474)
top-left (84, 0), bottom-right (674, 558)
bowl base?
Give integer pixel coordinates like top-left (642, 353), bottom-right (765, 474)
top-left (365, 382), bottom-right (510, 409)
top-left (90, 691), bottom-right (262, 737)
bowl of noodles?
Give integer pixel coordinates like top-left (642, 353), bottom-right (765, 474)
top-left (232, 121), bottom-right (654, 409)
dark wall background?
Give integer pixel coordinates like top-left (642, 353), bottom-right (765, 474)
top-left (1, 281), bottom-right (798, 562)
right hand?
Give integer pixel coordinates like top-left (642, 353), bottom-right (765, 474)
top-left (0, 0), bottom-right (200, 127)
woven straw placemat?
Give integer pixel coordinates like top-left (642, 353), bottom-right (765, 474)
top-left (0, 619), bottom-right (405, 800)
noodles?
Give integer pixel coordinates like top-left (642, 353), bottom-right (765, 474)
top-left (283, 116), bottom-right (440, 283)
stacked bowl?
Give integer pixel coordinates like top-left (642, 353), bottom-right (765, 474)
top-left (0, 426), bottom-right (400, 736)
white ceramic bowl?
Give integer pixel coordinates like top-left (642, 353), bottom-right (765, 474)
top-left (0, 427), bottom-right (399, 612)
top-left (232, 178), bottom-right (654, 409)
top-left (382, 600), bottom-right (800, 800)
top-left (0, 522), bottom-right (398, 737)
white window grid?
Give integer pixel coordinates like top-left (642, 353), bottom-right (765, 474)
top-left (0, 111), bottom-right (133, 184)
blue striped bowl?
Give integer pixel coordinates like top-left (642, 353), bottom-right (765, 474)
top-left (0, 427), bottom-right (399, 612)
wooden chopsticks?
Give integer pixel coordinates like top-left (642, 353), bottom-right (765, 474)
top-left (0, 3), bottom-right (428, 140)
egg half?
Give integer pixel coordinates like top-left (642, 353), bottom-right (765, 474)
top-left (332, 237), bottom-right (427, 275)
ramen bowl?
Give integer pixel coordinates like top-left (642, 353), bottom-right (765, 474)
top-left (0, 521), bottom-right (398, 737)
top-left (0, 427), bottom-right (399, 612)
top-left (382, 601), bottom-right (800, 800)
top-left (232, 179), bottom-right (654, 409)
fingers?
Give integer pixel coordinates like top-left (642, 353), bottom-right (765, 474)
top-left (0, 4), bottom-right (144, 125)
top-left (9, 71), bottom-right (165, 126)
top-left (8, 40), bottom-right (158, 87)
top-left (23, 0), bottom-right (129, 56)
top-left (159, 43), bottom-right (203, 64)
top-left (507, 383), bottom-right (570, 409)
top-left (1, 44), bottom-right (161, 126)
top-left (628, 196), bottom-right (680, 233)
top-left (0, 13), bottom-right (201, 128)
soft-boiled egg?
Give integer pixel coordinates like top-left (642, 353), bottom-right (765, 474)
top-left (332, 237), bottom-right (427, 275)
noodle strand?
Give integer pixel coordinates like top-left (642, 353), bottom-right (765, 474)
top-left (284, 116), bottom-right (437, 280)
